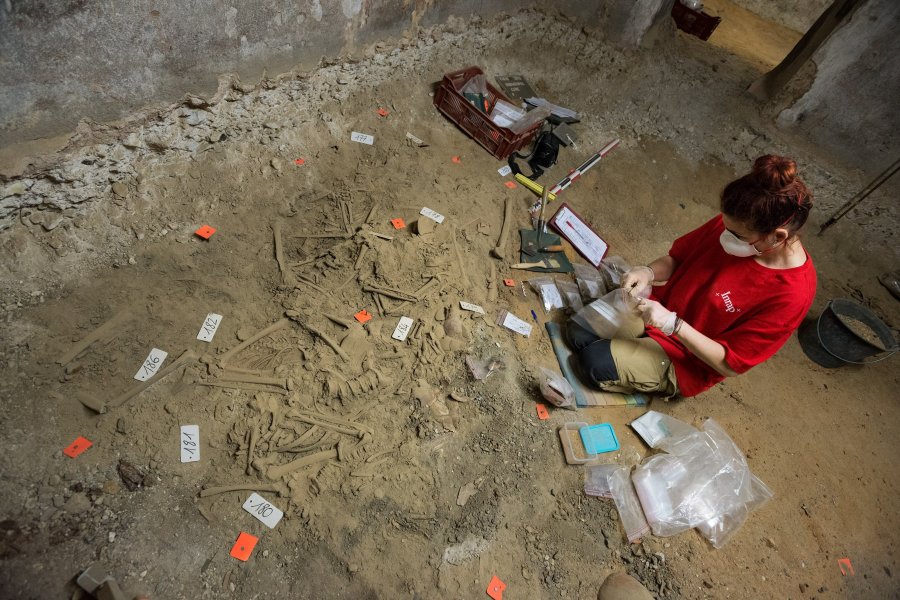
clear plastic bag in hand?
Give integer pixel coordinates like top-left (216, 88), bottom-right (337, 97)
top-left (599, 256), bottom-right (632, 288)
top-left (571, 288), bottom-right (642, 339)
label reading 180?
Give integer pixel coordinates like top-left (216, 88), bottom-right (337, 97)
top-left (180, 425), bottom-right (200, 463)
top-left (134, 348), bottom-right (168, 381)
top-left (242, 492), bottom-right (284, 528)
top-left (196, 313), bottom-right (223, 342)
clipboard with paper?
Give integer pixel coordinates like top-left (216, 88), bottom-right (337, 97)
top-left (549, 203), bottom-right (609, 267)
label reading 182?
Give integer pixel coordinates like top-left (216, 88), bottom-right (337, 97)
top-left (196, 313), bottom-right (223, 342)
top-left (134, 348), bottom-right (168, 381)
top-left (180, 425), bottom-right (200, 463)
top-left (242, 492), bottom-right (284, 528)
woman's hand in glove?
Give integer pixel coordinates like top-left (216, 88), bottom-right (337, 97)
top-left (622, 266), bottom-right (654, 297)
top-left (636, 298), bottom-right (678, 335)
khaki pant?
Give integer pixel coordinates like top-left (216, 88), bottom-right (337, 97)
top-left (603, 316), bottom-right (679, 398)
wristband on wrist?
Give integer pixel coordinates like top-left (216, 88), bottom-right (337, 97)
top-left (672, 317), bottom-right (684, 335)
top-left (642, 265), bottom-right (655, 282)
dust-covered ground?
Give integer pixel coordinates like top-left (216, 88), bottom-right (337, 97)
top-left (0, 8), bottom-right (898, 600)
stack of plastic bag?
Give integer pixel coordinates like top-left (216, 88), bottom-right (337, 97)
top-left (586, 411), bottom-right (772, 548)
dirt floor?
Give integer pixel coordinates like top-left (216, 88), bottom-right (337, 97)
top-left (1, 7), bottom-right (898, 600)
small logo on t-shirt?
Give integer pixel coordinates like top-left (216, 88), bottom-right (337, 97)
top-left (715, 290), bottom-right (740, 313)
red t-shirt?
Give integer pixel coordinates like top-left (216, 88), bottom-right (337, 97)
top-left (646, 215), bottom-right (817, 397)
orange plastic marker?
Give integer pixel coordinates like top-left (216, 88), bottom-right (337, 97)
top-left (63, 436), bottom-right (93, 459)
top-left (377, 108), bottom-right (390, 117)
top-left (503, 279), bottom-right (516, 287)
top-left (452, 156), bottom-right (461, 164)
top-left (486, 575), bottom-right (506, 600)
top-left (354, 310), bottom-right (373, 324)
top-left (294, 158), bottom-right (305, 166)
top-left (195, 225), bottom-right (216, 239)
top-left (391, 218), bottom-right (406, 230)
top-left (230, 532), bottom-right (259, 561)
top-left (504, 181), bottom-right (517, 189)
top-left (838, 558), bottom-right (854, 576)
top-left (536, 404), bottom-right (550, 420)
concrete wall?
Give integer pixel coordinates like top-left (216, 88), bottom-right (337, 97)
top-left (777, 0), bottom-right (900, 172)
top-left (0, 0), bottom-right (613, 148)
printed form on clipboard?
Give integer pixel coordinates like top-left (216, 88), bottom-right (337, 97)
top-left (549, 203), bottom-right (609, 267)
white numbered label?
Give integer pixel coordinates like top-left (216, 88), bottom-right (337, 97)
top-left (180, 425), bottom-right (200, 463)
top-left (134, 348), bottom-right (168, 381)
top-left (459, 301), bottom-right (486, 315)
top-left (419, 207), bottom-right (445, 224)
top-left (498, 165), bottom-right (512, 177)
top-left (242, 492), bottom-right (284, 528)
top-left (351, 131), bottom-right (375, 145)
top-left (502, 312), bottom-right (532, 337)
top-left (196, 313), bottom-right (223, 342)
top-left (392, 316), bottom-right (414, 341)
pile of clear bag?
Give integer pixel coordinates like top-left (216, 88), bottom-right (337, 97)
top-left (528, 278), bottom-right (583, 313)
top-left (586, 411), bottom-right (773, 548)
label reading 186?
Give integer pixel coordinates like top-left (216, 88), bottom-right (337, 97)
top-left (242, 492), bottom-right (284, 528)
top-left (134, 348), bottom-right (168, 381)
top-left (180, 425), bottom-right (200, 463)
top-left (196, 313), bottom-right (223, 342)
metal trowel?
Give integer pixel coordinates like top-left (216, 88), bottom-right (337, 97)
top-left (521, 185), bottom-right (549, 256)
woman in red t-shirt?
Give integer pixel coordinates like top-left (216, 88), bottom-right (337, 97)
top-left (567, 155), bottom-right (817, 398)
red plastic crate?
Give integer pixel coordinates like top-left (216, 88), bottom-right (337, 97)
top-left (671, 2), bottom-right (721, 41)
top-left (433, 66), bottom-right (541, 160)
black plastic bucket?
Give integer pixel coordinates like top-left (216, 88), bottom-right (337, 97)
top-left (798, 298), bottom-right (898, 368)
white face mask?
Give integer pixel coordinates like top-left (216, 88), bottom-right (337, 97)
top-left (719, 230), bottom-right (761, 257)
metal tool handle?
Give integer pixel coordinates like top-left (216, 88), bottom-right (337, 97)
top-left (536, 185), bottom-right (549, 247)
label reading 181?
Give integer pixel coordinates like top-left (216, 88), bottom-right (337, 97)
top-left (196, 313), bottom-right (223, 342)
top-left (242, 492), bottom-right (284, 528)
top-left (134, 348), bottom-right (168, 381)
top-left (180, 425), bottom-right (200, 463)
